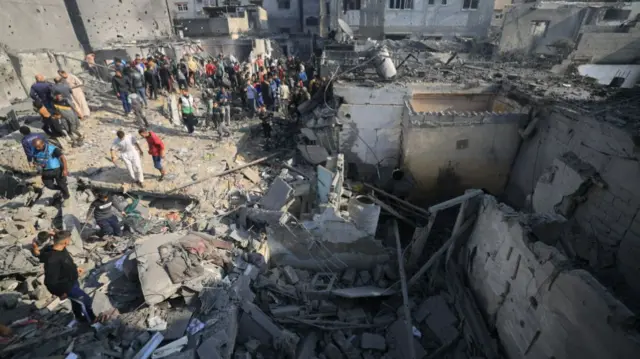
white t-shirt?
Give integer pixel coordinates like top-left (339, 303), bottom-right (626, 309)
top-left (111, 134), bottom-right (138, 154)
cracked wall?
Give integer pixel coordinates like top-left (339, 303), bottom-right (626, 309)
top-left (67, 0), bottom-right (172, 49)
top-left (505, 108), bottom-right (640, 301)
top-left (0, 0), bottom-right (82, 52)
top-left (466, 195), bottom-right (640, 359)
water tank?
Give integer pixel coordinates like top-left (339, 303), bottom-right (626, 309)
top-left (373, 46), bottom-right (397, 80)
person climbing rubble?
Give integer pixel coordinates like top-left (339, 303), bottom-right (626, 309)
top-left (58, 70), bottom-right (91, 119)
top-left (52, 92), bottom-right (84, 147)
top-left (110, 130), bottom-right (145, 187)
top-left (19, 126), bottom-right (46, 165)
top-left (32, 138), bottom-right (70, 201)
top-left (32, 230), bottom-right (98, 323)
top-left (86, 192), bottom-right (124, 239)
top-left (129, 93), bottom-right (149, 127)
top-left (30, 74), bottom-right (54, 112)
top-left (138, 128), bottom-right (167, 181)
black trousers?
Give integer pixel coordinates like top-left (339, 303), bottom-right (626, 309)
top-left (182, 113), bottom-right (197, 133)
top-left (42, 167), bottom-right (70, 199)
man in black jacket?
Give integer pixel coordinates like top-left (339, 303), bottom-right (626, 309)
top-left (32, 230), bottom-right (97, 323)
top-left (112, 70), bottom-right (132, 116)
top-left (129, 64), bottom-right (147, 107)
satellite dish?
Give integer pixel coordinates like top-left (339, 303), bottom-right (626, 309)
top-left (338, 19), bottom-right (354, 38)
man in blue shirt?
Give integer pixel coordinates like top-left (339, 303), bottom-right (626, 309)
top-left (32, 138), bottom-right (70, 200)
top-left (19, 126), bottom-right (46, 165)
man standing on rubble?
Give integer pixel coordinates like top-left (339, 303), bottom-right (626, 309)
top-left (19, 126), bottom-right (45, 165)
top-left (32, 230), bottom-right (97, 323)
top-left (111, 130), bottom-right (145, 187)
top-left (32, 138), bottom-right (70, 200)
top-left (178, 88), bottom-right (198, 135)
top-left (129, 64), bottom-right (147, 107)
top-left (86, 192), bottom-right (123, 239)
top-left (217, 86), bottom-right (232, 127)
top-left (138, 128), bottom-right (167, 181)
top-left (58, 70), bottom-right (91, 119)
top-left (30, 75), bottom-right (54, 112)
top-left (112, 70), bottom-right (132, 116)
top-left (245, 79), bottom-right (258, 117)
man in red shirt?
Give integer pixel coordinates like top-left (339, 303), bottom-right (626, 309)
top-left (138, 128), bottom-right (167, 181)
top-left (205, 59), bottom-right (216, 78)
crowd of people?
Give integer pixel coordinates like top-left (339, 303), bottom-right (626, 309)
top-left (22, 50), bottom-right (324, 215)
top-left (105, 52), bottom-right (327, 136)
top-left (11, 50), bottom-right (330, 328)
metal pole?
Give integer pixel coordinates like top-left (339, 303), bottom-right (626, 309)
top-left (393, 220), bottom-right (416, 359)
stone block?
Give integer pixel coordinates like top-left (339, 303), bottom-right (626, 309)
top-left (296, 332), bottom-right (318, 359)
top-left (386, 319), bottom-right (426, 359)
top-left (357, 271), bottom-right (371, 285)
top-left (360, 333), bottom-right (386, 351)
top-left (323, 343), bottom-right (343, 359)
top-left (282, 265), bottom-right (299, 284)
top-left (341, 268), bottom-right (357, 286)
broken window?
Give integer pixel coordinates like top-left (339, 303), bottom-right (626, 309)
top-left (462, 0), bottom-right (479, 10)
top-left (344, 0), bottom-right (361, 10)
top-left (389, 0), bottom-right (413, 10)
top-left (428, 0), bottom-right (435, 5)
top-left (442, 0), bottom-right (447, 4)
top-left (278, 0), bottom-right (291, 9)
top-left (530, 20), bottom-right (548, 37)
top-left (280, 28), bottom-right (290, 34)
top-left (602, 9), bottom-right (631, 21)
top-left (176, 3), bottom-right (188, 12)
top-left (306, 17), bottom-right (319, 26)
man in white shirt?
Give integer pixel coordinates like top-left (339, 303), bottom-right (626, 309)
top-left (110, 130), bottom-right (145, 187)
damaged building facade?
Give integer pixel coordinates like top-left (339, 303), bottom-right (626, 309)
top-left (499, 0), bottom-right (640, 87)
top-left (330, 0), bottom-right (495, 38)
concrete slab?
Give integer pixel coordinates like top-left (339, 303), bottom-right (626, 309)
top-left (532, 152), bottom-right (600, 217)
top-left (259, 177), bottom-right (293, 211)
top-left (298, 145), bottom-right (329, 165)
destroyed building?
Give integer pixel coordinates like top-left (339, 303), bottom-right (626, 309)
top-left (330, 0), bottom-right (496, 39)
top-left (2, 1), bottom-right (640, 359)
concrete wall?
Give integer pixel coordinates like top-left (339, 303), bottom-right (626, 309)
top-left (69, 0), bottom-right (173, 49)
top-left (505, 108), bottom-right (640, 302)
top-left (385, 0), bottom-right (494, 38)
top-left (573, 32), bottom-right (640, 64)
top-left (263, 0), bottom-right (302, 33)
top-left (0, 49), bottom-right (85, 106)
top-left (403, 110), bottom-right (525, 197)
top-left (499, 4), bottom-right (587, 55)
top-left (466, 195), bottom-right (640, 359)
top-left (334, 83), bottom-right (407, 178)
top-left (0, 0), bottom-right (82, 52)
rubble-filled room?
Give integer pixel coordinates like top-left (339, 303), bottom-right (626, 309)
top-left (2, 1), bottom-right (640, 359)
